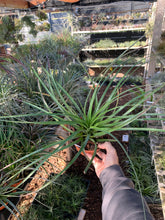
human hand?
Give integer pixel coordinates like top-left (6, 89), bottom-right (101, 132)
top-left (86, 142), bottom-right (119, 177)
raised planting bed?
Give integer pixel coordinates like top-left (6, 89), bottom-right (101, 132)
top-left (89, 30), bottom-right (145, 44)
top-left (82, 46), bottom-right (148, 51)
top-left (87, 66), bottom-right (145, 77)
top-left (144, 77), bottom-right (165, 219)
top-left (82, 39), bottom-right (147, 50)
top-left (128, 123), bottom-right (164, 219)
top-left (95, 75), bottom-right (144, 86)
top-left (145, 106), bottom-right (165, 219)
top-left (83, 57), bottom-right (144, 66)
top-left (73, 25), bottom-right (146, 33)
top-left (79, 47), bottom-right (146, 62)
top-left (72, 27), bottom-right (146, 35)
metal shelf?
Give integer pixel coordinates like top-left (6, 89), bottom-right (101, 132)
top-left (72, 27), bottom-right (146, 35)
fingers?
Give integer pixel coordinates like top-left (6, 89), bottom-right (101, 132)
top-left (96, 151), bottom-right (106, 160)
top-left (93, 156), bottom-right (102, 165)
top-left (85, 152), bottom-right (92, 160)
top-left (98, 142), bottom-right (115, 153)
top-left (86, 142), bottom-right (116, 160)
top-left (85, 152), bottom-right (102, 164)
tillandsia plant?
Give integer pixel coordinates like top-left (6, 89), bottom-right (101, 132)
top-left (1, 58), bottom-right (165, 175)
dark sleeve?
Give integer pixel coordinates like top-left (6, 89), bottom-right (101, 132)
top-left (99, 165), bottom-right (154, 220)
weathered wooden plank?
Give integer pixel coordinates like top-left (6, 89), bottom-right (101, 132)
top-left (147, 0), bottom-right (165, 77)
top-left (0, 0), bottom-right (47, 9)
top-left (0, 0), bottom-right (28, 9)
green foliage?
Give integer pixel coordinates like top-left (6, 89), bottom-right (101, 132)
top-left (84, 56), bottom-right (144, 66)
top-left (1, 49), bottom-right (165, 182)
top-left (24, 175), bottom-right (87, 220)
top-left (93, 39), bottom-right (116, 48)
top-left (128, 152), bottom-right (158, 198)
top-left (14, 31), bottom-right (85, 68)
top-left (0, 14), bottom-right (38, 44)
top-left (10, 58), bottom-right (87, 109)
top-left (0, 31), bottom-right (86, 218)
top-left (145, 21), bottom-right (154, 38)
top-left (0, 11), bottom-right (49, 45)
top-left (0, 122), bottom-right (37, 172)
top-left (21, 16), bottom-right (35, 29)
top-left (54, 30), bottom-right (84, 55)
top-left (36, 10), bottom-right (48, 21)
top-left (21, 16), bottom-right (38, 37)
top-left (36, 22), bottom-right (50, 32)
top-left (0, 16), bottom-right (21, 44)
top-left (158, 151), bottom-right (165, 168)
top-left (92, 39), bottom-right (146, 49)
top-left (129, 121), bottom-right (150, 155)
top-left (128, 126), bottom-right (158, 199)
top-left (96, 75), bottom-right (143, 86)
top-left (3, 58), bottom-right (163, 176)
top-left (0, 73), bottom-right (18, 114)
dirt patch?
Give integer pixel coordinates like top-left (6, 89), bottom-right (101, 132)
top-left (148, 204), bottom-right (164, 220)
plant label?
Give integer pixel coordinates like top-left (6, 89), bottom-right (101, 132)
top-left (122, 135), bottom-right (129, 142)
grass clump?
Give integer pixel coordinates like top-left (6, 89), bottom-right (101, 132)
top-left (128, 122), bottom-right (159, 200)
top-left (24, 174), bottom-right (88, 220)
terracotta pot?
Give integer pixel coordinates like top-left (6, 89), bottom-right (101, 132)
top-left (75, 142), bottom-right (100, 156)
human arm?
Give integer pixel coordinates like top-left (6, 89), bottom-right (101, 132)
top-left (86, 142), bottom-right (154, 220)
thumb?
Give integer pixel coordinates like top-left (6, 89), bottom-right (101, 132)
top-left (85, 152), bottom-right (93, 160)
